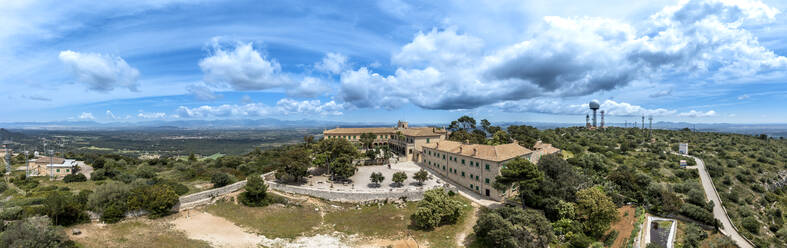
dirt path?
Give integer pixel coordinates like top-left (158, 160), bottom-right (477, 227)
top-left (171, 211), bottom-right (263, 248)
top-left (609, 206), bottom-right (636, 248)
top-left (456, 202), bottom-right (480, 247)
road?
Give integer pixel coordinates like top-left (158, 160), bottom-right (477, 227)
top-left (681, 154), bottom-right (753, 248)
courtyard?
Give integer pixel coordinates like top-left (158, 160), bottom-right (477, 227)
top-left (304, 161), bottom-right (442, 191)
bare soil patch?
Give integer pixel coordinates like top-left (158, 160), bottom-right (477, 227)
top-left (609, 205), bottom-right (636, 248)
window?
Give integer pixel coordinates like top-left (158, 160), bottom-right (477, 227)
top-left (476, 186), bottom-right (479, 190)
top-left (443, 154), bottom-right (445, 159)
top-left (476, 175), bottom-right (480, 181)
top-left (56, 169), bottom-right (60, 172)
top-left (426, 138), bottom-right (430, 143)
top-left (485, 164), bottom-right (490, 170)
top-left (470, 183), bottom-right (473, 189)
top-left (485, 178), bottom-right (490, 184)
top-left (461, 171), bottom-right (465, 177)
top-left (66, 169), bottom-right (70, 172)
top-left (461, 159), bottom-right (465, 165)
top-left (470, 173), bottom-right (473, 178)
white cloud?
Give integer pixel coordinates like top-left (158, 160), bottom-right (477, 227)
top-left (649, 89), bottom-right (672, 98)
top-left (199, 39), bottom-right (289, 90)
top-left (338, 0), bottom-right (787, 110)
top-left (737, 94), bottom-right (750, 100)
top-left (494, 99), bottom-right (676, 116)
top-left (286, 77), bottom-right (330, 98)
top-left (240, 95), bottom-right (252, 104)
top-left (105, 110), bottom-right (117, 120)
top-left (79, 112), bottom-right (95, 120)
top-left (58, 50), bottom-right (140, 92)
top-left (186, 84), bottom-right (220, 101)
top-left (137, 112), bottom-right (167, 119)
top-left (176, 98), bottom-right (343, 118)
top-left (275, 98), bottom-right (343, 116)
top-left (679, 110), bottom-right (717, 117)
top-left (314, 52), bottom-right (348, 74)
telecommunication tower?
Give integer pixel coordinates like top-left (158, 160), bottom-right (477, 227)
top-left (589, 100), bottom-right (600, 128)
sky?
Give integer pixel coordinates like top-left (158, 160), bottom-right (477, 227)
top-left (1, 0), bottom-right (786, 124)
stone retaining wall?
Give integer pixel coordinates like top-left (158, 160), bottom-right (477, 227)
top-left (175, 179), bottom-right (249, 210)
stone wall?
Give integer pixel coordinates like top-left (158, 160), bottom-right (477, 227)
top-left (174, 176), bottom-right (255, 210)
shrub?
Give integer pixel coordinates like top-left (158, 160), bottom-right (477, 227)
top-left (741, 216), bottom-right (760, 234)
top-left (240, 174), bottom-right (278, 207)
top-left (101, 203), bottom-right (125, 223)
top-left (63, 174), bottom-right (87, 183)
top-left (43, 191), bottom-right (88, 226)
top-left (0, 216), bottom-right (74, 248)
top-left (211, 173), bottom-right (232, 188)
top-left (128, 184), bottom-right (179, 217)
top-left (569, 232), bottom-right (593, 248)
top-left (90, 169), bottom-right (107, 181)
top-left (680, 203), bottom-right (717, 226)
top-left (410, 188), bottom-right (462, 230)
top-left (474, 206), bottom-right (554, 248)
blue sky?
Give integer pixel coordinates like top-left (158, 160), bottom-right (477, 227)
top-left (1, 0), bottom-right (786, 124)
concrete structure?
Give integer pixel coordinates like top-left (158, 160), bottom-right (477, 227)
top-left (589, 100), bottom-right (600, 128)
top-left (680, 160), bottom-right (687, 167)
top-left (420, 140), bottom-right (560, 201)
top-left (323, 121), bottom-right (447, 161)
top-left (679, 143), bottom-right (689, 154)
top-left (28, 156), bottom-right (77, 179)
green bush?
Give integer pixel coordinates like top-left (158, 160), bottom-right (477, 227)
top-left (211, 173), bottom-right (232, 188)
top-left (127, 184), bottom-right (179, 217)
top-left (101, 203), bottom-right (125, 223)
top-left (741, 216), bottom-right (760, 234)
top-left (0, 216), bottom-right (75, 248)
top-left (474, 206), bottom-right (554, 248)
top-left (63, 174), bottom-right (87, 183)
top-left (410, 188), bottom-right (462, 230)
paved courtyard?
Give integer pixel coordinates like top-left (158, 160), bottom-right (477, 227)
top-left (305, 161), bottom-right (442, 191)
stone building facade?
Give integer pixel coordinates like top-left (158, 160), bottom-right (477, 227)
top-left (420, 140), bottom-right (560, 201)
top-left (322, 121), bottom-right (447, 161)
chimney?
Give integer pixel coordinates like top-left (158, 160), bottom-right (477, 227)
top-left (473, 148), bottom-right (477, 156)
top-left (435, 142), bottom-right (439, 148)
top-left (459, 146), bottom-right (463, 153)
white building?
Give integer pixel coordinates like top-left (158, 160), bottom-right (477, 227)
top-left (679, 143), bottom-right (689, 154)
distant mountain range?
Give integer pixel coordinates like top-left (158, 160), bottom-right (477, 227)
top-left (1, 119), bottom-right (785, 138)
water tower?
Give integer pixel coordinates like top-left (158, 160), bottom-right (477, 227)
top-left (589, 100), bottom-right (600, 128)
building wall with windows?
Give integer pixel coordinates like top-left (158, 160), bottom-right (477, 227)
top-left (420, 140), bottom-right (560, 201)
top-left (322, 121), bottom-right (446, 161)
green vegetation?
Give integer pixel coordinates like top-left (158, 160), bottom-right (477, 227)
top-left (369, 172), bottom-right (384, 187)
top-left (474, 206), bottom-right (554, 248)
top-left (210, 172), bottom-right (232, 187)
top-left (205, 200), bottom-right (321, 239)
top-left (413, 169), bottom-right (428, 185)
top-left (0, 216), bottom-right (75, 248)
top-left (392, 171), bottom-right (407, 187)
top-left (410, 188), bottom-right (463, 230)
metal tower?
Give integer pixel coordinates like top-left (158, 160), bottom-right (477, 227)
top-left (585, 114), bottom-right (590, 128)
top-left (641, 115), bottom-right (645, 129)
top-left (649, 116), bottom-right (653, 137)
top-left (600, 110), bottom-right (605, 129)
top-left (589, 100), bottom-right (600, 128)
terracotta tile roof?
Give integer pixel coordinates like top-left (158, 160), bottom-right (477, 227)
top-left (422, 140), bottom-right (533, 162)
top-left (323, 127), bottom-right (396, 134)
top-left (32, 156), bottom-right (65, 164)
top-left (323, 127), bottom-right (446, 137)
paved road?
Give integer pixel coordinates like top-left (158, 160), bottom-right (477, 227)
top-left (681, 154), bottom-right (753, 248)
